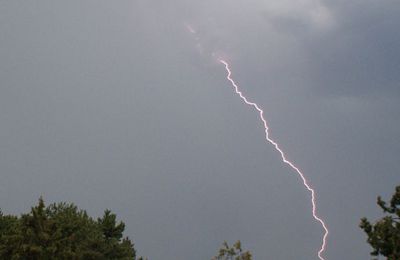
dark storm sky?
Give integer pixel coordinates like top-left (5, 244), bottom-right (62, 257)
top-left (1, 1), bottom-right (399, 259)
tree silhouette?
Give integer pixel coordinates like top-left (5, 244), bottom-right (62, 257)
top-left (212, 240), bottom-right (252, 260)
top-left (360, 186), bottom-right (400, 259)
top-left (0, 197), bottom-right (137, 259)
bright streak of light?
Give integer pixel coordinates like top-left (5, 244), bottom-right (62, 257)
top-left (219, 59), bottom-right (329, 260)
top-left (184, 23), bottom-right (196, 34)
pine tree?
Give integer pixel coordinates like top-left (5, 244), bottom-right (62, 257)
top-left (360, 186), bottom-right (400, 260)
top-left (0, 198), bottom-right (137, 259)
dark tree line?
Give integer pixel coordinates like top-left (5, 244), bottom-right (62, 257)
top-left (2, 185), bottom-right (400, 259)
top-left (0, 198), bottom-right (249, 260)
top-left (0, 198), bottom-right (137, 259)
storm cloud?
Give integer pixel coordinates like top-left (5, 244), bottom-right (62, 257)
top-left (0, 1), bottom-right (399, 259)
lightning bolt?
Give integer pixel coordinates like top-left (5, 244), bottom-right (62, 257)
top-left (219, 59), bottom-right (329, 260)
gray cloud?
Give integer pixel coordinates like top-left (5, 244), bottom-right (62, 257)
top-left (0, 1), bottom-right (399, 260)
top-left (304, 0), bottom-right (400, 97)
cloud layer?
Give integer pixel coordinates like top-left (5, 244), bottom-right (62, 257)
top-left (0, 1), bottom-right (399, 259)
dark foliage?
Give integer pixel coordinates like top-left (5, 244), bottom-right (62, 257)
top-left (0, 197), bottom-right (136, 259)
top-left (360, 186), bottom-right (400, 260)
top-left (212, 240), bottom-right (252, 260)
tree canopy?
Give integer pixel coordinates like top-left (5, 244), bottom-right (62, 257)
top-left (212, 240), bottom-right (252, 260)
top-left (0, 197), bottom-right (137, 259)
top-left (360, 185), bottom-right (400, 260)
top-left (0, 198), bottom-right (253, 260)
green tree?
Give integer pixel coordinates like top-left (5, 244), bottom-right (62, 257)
top-left (0, 210), bottom-right (20, 258)
top-left (0, 197), bottom-right (137, 259)
top-left (360, 185), bottom-right (400, 260)
top-left (212, 240), bottom-right (252, 260)
top-left (98, 209), bottom-right (135, 259)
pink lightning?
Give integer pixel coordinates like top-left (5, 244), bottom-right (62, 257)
top-left (219, 59), bottom-right (329, 260)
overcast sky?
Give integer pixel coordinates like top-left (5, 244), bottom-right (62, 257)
top-left (1, 1), bottom-right (399, 259)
